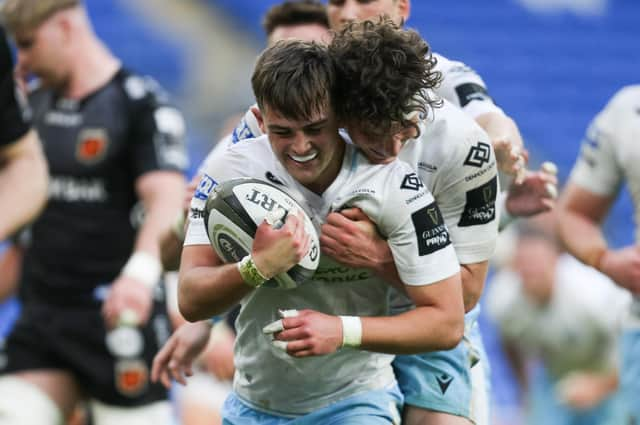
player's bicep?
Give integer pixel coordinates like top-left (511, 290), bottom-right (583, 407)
top-left (404, 271), bottom-right (462, 311)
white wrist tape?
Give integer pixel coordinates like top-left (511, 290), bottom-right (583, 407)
top-left (121, 251), bottom-right (162, 289)
top-left (340, 316), bottom-right (362, 348)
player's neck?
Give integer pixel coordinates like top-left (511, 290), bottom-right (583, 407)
top-left (62, 37), bottom-right (120, 99)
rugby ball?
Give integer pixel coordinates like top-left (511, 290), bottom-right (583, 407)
top-left (204, 177), bottom-right (320, 289)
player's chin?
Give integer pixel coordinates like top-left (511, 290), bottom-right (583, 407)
top-left (286, 165), bottom-right (319, 184)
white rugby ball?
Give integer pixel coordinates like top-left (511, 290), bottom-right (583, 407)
top-left (204, 177), bottom-right (320, 289)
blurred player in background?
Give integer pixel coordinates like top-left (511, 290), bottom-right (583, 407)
top-left (0, 0), bottom-right (188, 424)
top-left (558, 85), bottom-right (640, 424)
top-left (487, 215), bottom-right (628, 425)
top-left (0, 27), bottom-right (48, 241)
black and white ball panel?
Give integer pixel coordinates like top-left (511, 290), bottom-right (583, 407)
top-left (204, 178), bottom-right (320, 289)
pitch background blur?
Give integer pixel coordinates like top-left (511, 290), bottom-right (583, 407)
top-left (2, 0), bottom-right (639, 423)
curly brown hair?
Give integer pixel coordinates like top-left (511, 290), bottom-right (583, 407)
top-left (252, 39), bottom-right (335, 122)
top-left (329, 18), bottom-right (442, 138)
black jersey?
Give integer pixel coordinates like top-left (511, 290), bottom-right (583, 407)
top-left (0, 28), bottom-right (30, 146)
top-left (22, 68), bottom-right (188, 304)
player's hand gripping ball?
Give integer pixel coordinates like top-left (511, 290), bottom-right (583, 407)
top-left (204, 178), bottom-right (320, 288)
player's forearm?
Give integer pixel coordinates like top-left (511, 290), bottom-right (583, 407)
top-left (460, 261), bottom-right (489, 312)
top-left (359, 305), bottom-right (464, 354)
top-left (558, 207), bottom-right (608, 270)
top-left (178, 264), bottom-right (251, 322)
top-left (475, 111), bottom-right (523, 150)
top-left (0, 130), bottom-right (48, 239)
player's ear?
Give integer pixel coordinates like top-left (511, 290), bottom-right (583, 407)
top-left (398, 0), bottom-right (410, 25)
top-left (55, 11), bottom-right (74, 44)
top-left (251, 106), bottom-right (265, 133)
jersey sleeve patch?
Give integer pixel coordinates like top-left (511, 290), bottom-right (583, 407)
top-left (231, 117), bottom-right (256, 144)
top-left (455, 83), bottom-right (494, 108)
top-left (194, 174), bottom-right (217, 201)
top-left (400, 172), bottom-right (425, 191)
top-left (458, 176), bottom-right (497, 227)
top-left (412, 202), bottom-right (452, 256)
top-left (464, 141), bottom-right (492, 168)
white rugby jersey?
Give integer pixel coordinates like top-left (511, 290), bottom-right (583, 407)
top-left (487, 255), bottom-right (630, 379)
top-left (185, 135), bottom-right (460, 415)
top-left (433, 53), bottom-right (504, 119)
top-left (569, 85), bottom-right (640, 312)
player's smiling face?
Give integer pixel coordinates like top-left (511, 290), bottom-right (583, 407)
top-left (327, 0), bottom-right (409, 29)
top-left (261, 105), bottom-right (345, 194)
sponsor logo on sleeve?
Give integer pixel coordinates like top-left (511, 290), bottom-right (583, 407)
top-left (232, 118), bottom-right (256, 144)
top-left (464, 142), bottom-right (492, 168)
top-left (191, 175), bottom-right (215, 218)
top-left (454, 83), bottom-right (493, 107)
top-left (412, 202), bottom-right (451, 256)
top-left (401, 173), bottom-right (425, 191)
top-left (194, 174), bottom-right (217, 200)
top-left (458, 176), bottom-right (497, 227)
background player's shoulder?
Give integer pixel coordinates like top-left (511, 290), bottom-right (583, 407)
top-left (118, 68), bottom-right (171, 106)
top-left (605, 85), bottom-right (640, 113)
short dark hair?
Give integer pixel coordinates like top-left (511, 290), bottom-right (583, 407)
top-left (329, 18), bottom-right (442, 138)
top-left (262, 1), bottom-right (329, 38)
top-left (252, 39), bottom-right (334, 122)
